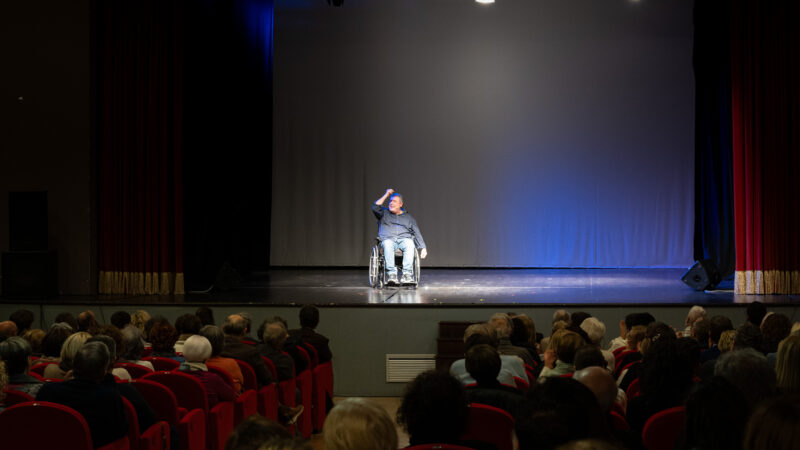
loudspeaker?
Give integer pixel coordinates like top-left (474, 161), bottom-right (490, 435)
top-left (681, 259), bottom-right (721, 291)
top-left (1, 250), bottom-right (58, 298)
top-left (9, 191), bottom-right (48, 251)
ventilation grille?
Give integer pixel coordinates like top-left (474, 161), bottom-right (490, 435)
top-left (386, 354), bottom-right (436, 382)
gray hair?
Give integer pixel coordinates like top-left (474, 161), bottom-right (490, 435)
top-left (183, 335), bottom-right (212, 363)
top-left (0, 336), bottom-right (32, 375)
top-left (73, 341), bottom-right (110, 382)
top-left (580, 317), bottom-right (606, 346)
top-left (120, 325), bottom-right (145, 360)
top-left (488, 313), bottom-right (513, 339)
top-left (553, 309), bottom-right (570, 324)
top-left (715, 348), bottom-right (777, 408)
top-left (264, 322), bottom-right (288, 349)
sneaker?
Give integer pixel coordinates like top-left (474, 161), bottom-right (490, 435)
top-left (387, 273), bottom-right (399, 285)
top-left (401, 273), bottom-right (414, 284)
top-left (286, 405), bottom-right (304, 425)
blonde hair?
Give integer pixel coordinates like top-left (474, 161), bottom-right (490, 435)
top-left (22, 329), bottom-right (46, 354)
top-left (0, 359), bottom-right (8, 403)
top-left (776, 334), bottom-right (800, 395)
top-left (718, 330), bottom-right (736, 353)
top-left (626, 325), bottom-right (647, 350)
top-left (131, 310), bottom-right (151, 333)
top-left (60, 331), bottom-right (92, 362)
top-left (322, 398), bottom-right (397, 450)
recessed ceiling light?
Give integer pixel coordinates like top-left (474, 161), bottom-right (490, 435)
top-left (476, 0), bottom-right (495, 4)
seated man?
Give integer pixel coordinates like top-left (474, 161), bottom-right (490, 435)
top-left (372, 188), bottom-right (427, 285)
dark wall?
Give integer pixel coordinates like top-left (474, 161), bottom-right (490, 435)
top-left (0, 1), bottom-right (95, 294)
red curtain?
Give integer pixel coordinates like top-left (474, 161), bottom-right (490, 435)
top-left (97, 0), bottom-right (184, 294)
top-left (730, 0), bottom-right (800, 294)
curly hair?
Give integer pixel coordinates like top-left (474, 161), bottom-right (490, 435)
top-left (148, 321), bottom-right (179, 352)
top-left (397, 370), bottom-right (468, 445)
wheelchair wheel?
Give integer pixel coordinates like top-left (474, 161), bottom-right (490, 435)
top-left (413, 247), bottom-right (421, 285)
top-left (368, 245), bottom-right (382, 288)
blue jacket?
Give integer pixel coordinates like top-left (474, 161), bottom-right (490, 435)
top-left (371, 204), bottom-right (426, 249)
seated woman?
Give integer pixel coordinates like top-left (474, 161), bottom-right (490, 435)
top-left (148, 320), bottom-right (184, 362)
top-left (36, 323), bottom-right (73, 366)
top-left (0, 337), bottom-right (44, 397)
top-left (119, 325), bottom-right (155, 370)
top-left (179, 335), bottom-right (235, 407)
top-left (200, 325), bottom-right (243, 394)
top-left (323, 398), bottom-right (397, 450)
top-left (43, 331), bottom-right (92, 379)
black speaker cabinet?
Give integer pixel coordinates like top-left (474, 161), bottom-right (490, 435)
top-left (681, 259), bottom-right (721, 291)
top-left (1, 250), bottom-right (58, 298)
top-left (9, 191), bottom-right (48, 251)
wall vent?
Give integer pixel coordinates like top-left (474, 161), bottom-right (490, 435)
top-left (386, 354), bottom-right (436, 382)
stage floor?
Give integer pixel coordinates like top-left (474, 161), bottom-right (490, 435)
top-left (3, 268), bottom-right (797, 307)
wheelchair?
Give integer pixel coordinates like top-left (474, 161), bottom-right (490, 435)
top-left (368, 241), bottom-right (421, 288)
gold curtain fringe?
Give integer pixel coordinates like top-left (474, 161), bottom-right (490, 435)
top-left (99, 271), bottom-right (185, 295)
top-left (735, 270), bottom-right (800, 295)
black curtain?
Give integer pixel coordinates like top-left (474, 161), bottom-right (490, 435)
top-left (692, 0), bottom-right (735, 279)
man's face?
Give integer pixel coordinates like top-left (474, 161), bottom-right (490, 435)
top-left (389, 195), bottom-right (403, 214)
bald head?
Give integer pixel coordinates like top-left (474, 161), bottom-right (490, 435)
top-left (573, 366), bottom-right (618, 412)
top-left (222, 314), bottom-right (247, 337)
top-left (0, 321), bottom-right (18, 339)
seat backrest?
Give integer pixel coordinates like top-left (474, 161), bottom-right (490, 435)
top-left (642, 406), bottom-right (686, 450)
top-left (261, 356), bottom-right (278, 379)
top-left (121, 396), bottom-right (142, 450)
top-left (302, 343), bottom-right (319, 367)
top-left (129, 379), bottom-right (181, 426)
top-left (609, 410), bottom-right (630, 432)
top-left (296, 346), bottom-right (313, 371)
top-left (236, 359), bottom-right (258, 391)
top-left (142, 356), bottom-right (180, 372)
top-left (461, 403), bottom-right (515, 450)
top-left (0, 401), bottom-right (93, 450)
top-left (207, 365), bottom-right (236, 389)
top-left (141, 371), bottom-right (209, 413)
top-left (116, 362), bottom-right (154, 379)
top-left (2, 387), bottom-right (34, 406)
top-left (626, 377), bottom-right (642, 400)
top-left (513, 376), bottom-right (529, 391)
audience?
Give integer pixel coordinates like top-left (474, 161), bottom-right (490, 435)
top-left (196, 306), bottom-right (216, 326)
top-left (573, 366), bottom-right (618, 413)
top-left (95, 325), bottom-right (131, 380)
top-left (21, 328), bottom-right (46, 356)
top-left (540, 330), bottom-right (584, 377)
top-left (225, 415), bottom-right (292, 450)
top-left (510, 316), bottom-right (542, 367)
top-left (288, 305), bottom-right (332, 364)
top-left (450, 323), bottom-right (528, 386)
top-left (775, 333), bottom-right (800, 395)
top-left (148, 320), bottom-right (184, 362)
top-left (761, 312), bottom-right (792, 357)
top-left (464, 344), bottom-right (524, 416)
top-left (36, 341), bottom-right (128, 448)
top-left (745, 301), bottom-right (767, 328)
top-left (119, 325), bottom-right (154, 370)
top-left (174, 313), bottom-right (203, 354)
top-left (77, 310), bottom-right (99, 332)
top-left (743, 394), bottom-right (800, 450)
top-left (608, 312), bottom-right (655, 351)
top-left (261, 322), bottom-right (295, 381)
top-left (179, 335), bottom-right (236, 407)
top-left (701, 315), bottom-right (734, 363)
top-left (322, 398), bottom-right (397, 450)
top-left (682, 305), bottom-right (706, 337)
top-left (490, 313), bottom-right (536, 367)
top-left (110, 311), bottom-right (131, 330)
top-left (37, 323), bottom-right (73, 365)
top-left (682, 376), bottom-right (750, 450)
top-left (131, 310), bottom-right (152, 335)
top-left (0, 321), bottom-right (18, 340)
top-left (263, 316), bottom-right (307, 375)
top-left (0, 336), bottom-right (43, 397)
top-left (9, 309), bottom-right (35, 335)
top-left (570, 312), bottom-right (592, 328)
top-left (53, 312), bottom-right (79, 332)
top-left (0, 360), bottom-right (8, 413)
top-left (221, 314), bottom-right (274, 387)
top-left (201, 325), bottom-right (244, 394)
top-left (714, 348), bottom-right (777, 409)
top-left (44, 331), bottom-right (92, 379)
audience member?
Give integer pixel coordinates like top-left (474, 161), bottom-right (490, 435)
top-left (464, 344), bottom-right (524, 416)
top-left (225, 415), bottom-right (291, 450)
top-left (744, 301), bottom-right (767, 328)
top-left (322, 398), bottom-right (398, 450)
top-left (513, 313), bottom-right (540, 354)
top-left (21, 328), bottom-right (45, 356)
top-left (237, 312), bottom-right (258, 346)
top-left (682, 376), bottom-right (749, 450)
top-left (701, 315), bottom-right (734, 363)
top-left (0, 321), bottom-right (18, 340)
top-left (574, 347), bottom-right (608, 371)
top-left (692, 319), bottom-right (711, 351)
top-left (555, 439), bottom-right (620, 450)
top-left (9, 309), bottom-right (35, 334)
top-left (44, 331), bottom-right (92, 379)
top-left (714, 348), bottom-right (777, 409)
top-left (110, 311), bottom-right (132, 330)
top-left (450, 323), bottom-right (528, 386)
top-left (261, 322), bottom-right (295, 381)
top-left (289, 305), bottom-right (333, 364)
top-left (733, 323), bottom-right (763, 351)
top-left (36, 341), bottom-right (128, 448)
top-left (682, 306), bottom-right (706, 337)
top-left (53, 312), bottom-right (79, 331)
top-left (0, 336), bottom-right (43, 397)
top-left (510, 316), bottom-right (542, 366)
top-left (221, 314), bottom-right (274, 386)
top-left (743, 394), bottom-right (800, 450)
top-left (608, 312), bottom-right (655, 351)
top-left (717, 330), bottom-right (736, 353)
top-left (760, 312), bottom-right (792, 355)
top-left (196, 307), bottom-right (216, 326)
top-left (540, 330), bottom-right (584, 377)
top-left (201, 325), bottom-right (244, 394)
top-left (131, 310), bottom-right (152, 335)
top-left (263, 316), bottom-right (307, 374)
top-left (38, 323), bottom-right (73, 365)
top-left (95, 325), bottom-right (131, 380)
top-left (119, 325), bottom-right (154, 370)
top-left (0, 360), bottom-right (8, 413)
top-left (570, 312), bottom-right (592, 328)
top-left (775, 334), bottom-right (800, 395)
top-left (553, 309), bottom-right (571, 325)
top-left (174, 313), bottom-right (203, 354)
top-left (179, 335), bottom-right (236, 407)
top-left (77, 310), bottom-right (99, 332)
top-left (490, 313), bottom-right (536, 367)
top-left (580, 318), bottom-right (614, 369)
top-left (148, 320), bottom-right (184, 362)
top-left (573, 366), bottom-right (619, 413)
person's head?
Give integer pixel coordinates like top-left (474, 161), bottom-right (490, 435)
top-left (183, 335), bottom-right (212, 363)
top-left (488, 313), bottom-right (514, 339)
top-left (516, 377), bottom-right (599, 450)
top-left (77, 310), bottom-right (98, 332)
top-left (745, 302), bottom-right (767, 328)
top-left (53, 312), bottom-right (78, 332)
top-left (463, 327), bottom-right (499, 352)
top-left (573, 366), bottom-right (618, 412)
top-left (196, 307), bottom-right (215, 326)
top-left (322, 398), bottom-right (398, 450)
top-left (626, 325), bottom-right (647, 351)
top-left (639, 337), bottom-right (698, 401)
top-left (72, 341), bottom-right (110, 383)
top-left (685, 306), bottom-right (707, 327)
top-left (514, 314), bottom-right (537, 347)
top-left (733, 323), bottom-right (763, 351)
top-left (743, 395), bottom-right (800, 450)
top-left (573, 346), bottom-right (608, 371)
top-left (0, 321), bottom-right (18, 339)
top-left (299, 305), bottom-right (320, 329)
top-left (718, 330), bottom-right (736, 353)
top-left (21, 329), bottom-right (45, 355)
top-left (0, 360), bottom-right (8, 404)
top-left (570, 312), bottom-right (591, 328)
top-left (148, 321), bottom-right (179, 352)
top-left (510, 317), bottom-right (531, 346)
top-left (465, 344), bottom-right (501, 385)
top-left (120, 325), bottom-right (146, 361)
top-left (110, 311), bottom-right (132, 330)
top-left (199, 325), bottom-right (226, 357)
top-left (0, 336), bottom-right (32, 375)
top-left (175, 313), bottom-right (203, 336)
top-left (42, 323), bottom-right (73, 358)
top-left (714, 348), bottom-right (777, 408)
top-left (776, 334), bottom-right (800, 395)
top-left (397, 370), bottom-right (468, 445)
top-left (96, 325), bottom-right (125, 362)
top-left (388, 193), bottom-right (404, 214)
top-left (60, 331), bottom-right (92, 368)
top-left (223, 314), bottom-right (247, 337)
top-left (708, 315), bottom-right (734, 346)
top-left (554, 331), bottom-right (585, 364)
top-left (264, 323), bottom-right (289, 350)
top-left (684, 376), bottom-right (750, 450)
top-left (761, 313), bottom-right (792, 354)
top-left (236, 312), bottom-right (252, 335)
top-left (86, 335), bottom-right (117, 372)
top-left (553, 309), bottom-right (571, 324)
top-left (640, 321), bottom-right (677, 355)
top-left (692, 319), bottom-right (711, 346)
top-left (624, 312), bottom-right (656, 331)
top-left (224, 415), bottom-right (291, 450)
top-left (131, 310), bottom-right (152, 334)
top-left (9, 309), bottom-right (35, 334)
top-left (579, 318), bottom-right (606, 347)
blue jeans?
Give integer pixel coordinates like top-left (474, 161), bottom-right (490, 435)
top-left (381, 238), bottom-right (415, 278)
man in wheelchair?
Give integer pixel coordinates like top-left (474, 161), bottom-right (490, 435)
top-left (372, 188), bottom-right (428, 285)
